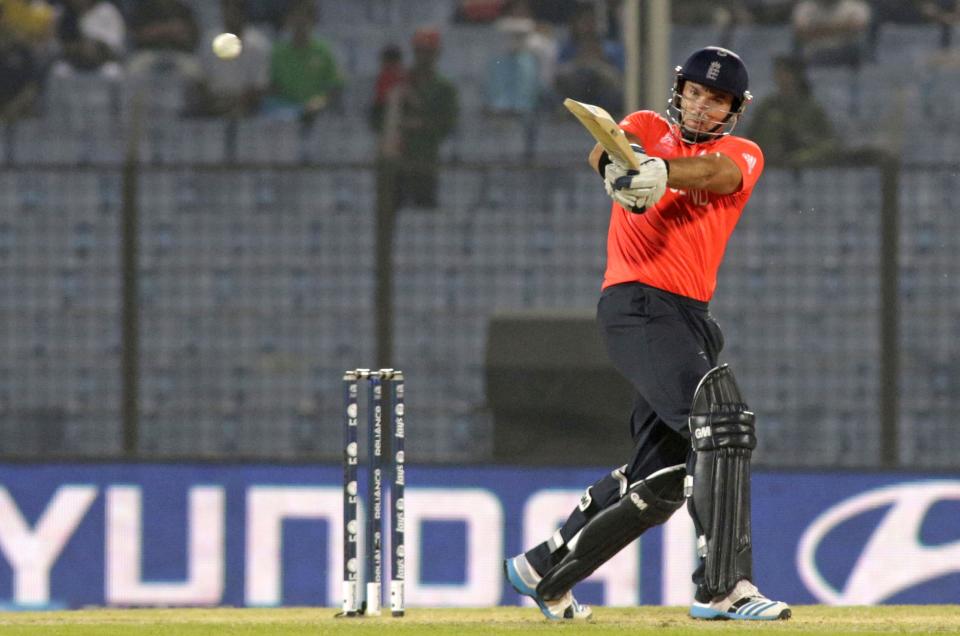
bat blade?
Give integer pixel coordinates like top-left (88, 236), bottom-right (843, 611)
top-left (562, 98), bottom-right (640, 170)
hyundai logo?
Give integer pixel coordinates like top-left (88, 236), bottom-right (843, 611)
top-left (797, 481), bottom-right (960, 604)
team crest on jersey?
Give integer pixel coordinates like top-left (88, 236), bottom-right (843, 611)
top-left (658, 132), bottom-right (678, 151)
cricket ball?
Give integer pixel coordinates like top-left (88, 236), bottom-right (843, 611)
top-left (212, 32), bottom-right (242, 60)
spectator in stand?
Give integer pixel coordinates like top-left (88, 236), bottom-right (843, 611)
top-left (500, 0), bottom-right (559, 106)
top-left (246, 0), bottom-right (296, 29)
top-left (557, 1), bottom-right (623, 71)
top-left (524, 0), bottom-right (579, 25)
top-left (745, 55), bottom-right (840, 165)
top-left (872, 0), bottom-right (960, 67)
top-left (672, 0), bottom-right (754, 47)
top-left (554, 2), bottom-right (622, 116)
top-left (1, 0), bottom-right (56, 46)
top-left (190, 0), bottom-right (271, 117)
top-left (453, 0), bottom-right (579, 26)
top-left (52, 0), bottom-right (126, 77)
top-left (792, 0), bottom-right (873, 68)
top-left (872, 0), bottom-right (927, 23)
top-left (0, 0), bottom-right (55, 67)
top-left (453, 0), bottom-right (507, 23)
top-left (369, 43), bottom-right (404, 128)
top-left (371, 27), bottom-right (458, 209)
top-left (484, 15), bottom-right (540, 115)
top-left (264, 0), bottom-right (343, 123)
top-left (0, 5), bottom-right (42, 121)
top-left (919, 1), bottom-right (960, 49)
top-left (672, 0), bottom-right (740, 26)
top-left (127, 0), bottom-right (200, 79)
top-left (742, 0), bottom-right (795, 24)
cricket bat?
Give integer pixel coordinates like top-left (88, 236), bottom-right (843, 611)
top-left (562, 98), bottom-right (640, 170)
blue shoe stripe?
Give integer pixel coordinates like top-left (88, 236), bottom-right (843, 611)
top-left (737, 601), bottom-right (764, 616)
top-left (691, 599), bottom-right (785, 621)
top-left (747, 601), bottom-right (776, 616)
top-left (736, 601), bottom-right (760, 616)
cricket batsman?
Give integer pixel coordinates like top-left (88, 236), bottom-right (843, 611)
top-left (504, 46), bottom-right (792, 621)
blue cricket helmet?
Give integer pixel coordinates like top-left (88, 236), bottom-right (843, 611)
top-left (667, 46), bottom-right (753, 142)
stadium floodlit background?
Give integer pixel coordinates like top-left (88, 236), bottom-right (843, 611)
top-left (0, 0), bottom-right (958, 612)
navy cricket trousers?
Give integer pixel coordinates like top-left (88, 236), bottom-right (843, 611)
top-left (597, 281), bottom-right (725, 480)
top-left (524, 282), bottom-right (726, 577)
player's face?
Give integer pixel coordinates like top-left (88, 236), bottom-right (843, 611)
top-left (679, 81), bottom-right (735, 136)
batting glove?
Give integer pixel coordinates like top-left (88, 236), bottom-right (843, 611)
top-left (602, 145), bottom-right (669, 213)
top-left (603, 144), bottom-right (645, 212)
top-left (602, 144), bottom-right (648, 185)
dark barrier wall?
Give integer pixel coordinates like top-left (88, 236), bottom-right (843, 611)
top-left (485, 310), bottom-right (634, 465)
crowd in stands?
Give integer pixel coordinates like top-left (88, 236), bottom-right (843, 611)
top-left (0, 0), bottom-right (958, 168)
top-left (371, 26), bottom-right (458, 208)
top-left (744, 54), bottom-right (840, 165)
top-left (0, 0), bottom-right (346, 123)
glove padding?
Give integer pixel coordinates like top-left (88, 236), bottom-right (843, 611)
top-left (602, 145), bottom-right (668, 213)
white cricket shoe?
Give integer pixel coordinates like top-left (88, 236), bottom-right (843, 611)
top-left (504, 554), bottom-right (592, 621)
top-left (690, 579), bottom-right (791, 621)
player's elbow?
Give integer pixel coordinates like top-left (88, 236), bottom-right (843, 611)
top-left (706, 155), bottom-right (743, 195)
top-left (709, 173), bottom-right (742, 195)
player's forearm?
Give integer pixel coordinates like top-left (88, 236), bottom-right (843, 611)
top-left (666, 154), bottom-right (741, 195)
top-left (588, 142), bottom-right (605, 175)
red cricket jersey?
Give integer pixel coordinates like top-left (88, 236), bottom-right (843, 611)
top-left (602, 110), bottom-right (764, 302)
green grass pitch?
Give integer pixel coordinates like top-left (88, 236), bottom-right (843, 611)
top-left (1, 606), bottom-right (958, 635)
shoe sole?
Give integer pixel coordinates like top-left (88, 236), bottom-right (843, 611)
top-left (690, 604), bottom-right (792, 621)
